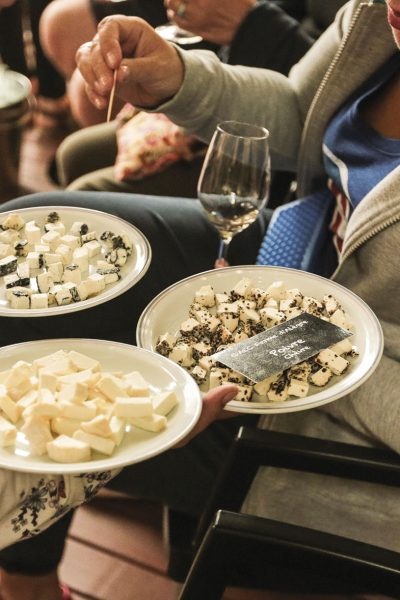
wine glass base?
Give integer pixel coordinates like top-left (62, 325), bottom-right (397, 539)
top-left (155, 24), bottom-right (203, 45)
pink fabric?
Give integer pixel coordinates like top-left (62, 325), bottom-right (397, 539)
top-left (114, 111), bottom-right (204, 182)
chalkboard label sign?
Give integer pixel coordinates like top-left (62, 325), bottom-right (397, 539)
top-left (212, 313), bottom-right (352, 383)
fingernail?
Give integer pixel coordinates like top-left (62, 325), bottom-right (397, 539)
top-left (120, 64), bottom-right (129, 80)
top-left (221, 388), bottom-right (238, 404)
top-left (107, 51), bottom-right (117, 67)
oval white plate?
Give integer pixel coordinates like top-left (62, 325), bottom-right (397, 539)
top-left (137, 266), bottom-right (383, 414)
top-left (0, 206), bottom-right (151, 317)
top-left (0, 338), bottom-right (202, 474)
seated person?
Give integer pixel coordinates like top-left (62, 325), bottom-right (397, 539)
top-left (1, 0), bottom-right (400, 598)
top-left (55, 0), bottom-right (344, 198)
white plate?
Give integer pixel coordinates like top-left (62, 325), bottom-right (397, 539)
top-left (137, 266), bottom-right (383, 414)
top-left (0, 206), bottom-right (151, 316)
top-left (0, 338), bottom-right (202, 473)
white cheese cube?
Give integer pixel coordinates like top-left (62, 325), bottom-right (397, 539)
top-left (9, 289), bottom-right (30, 309)
top-left (16, 389), bottom-right (38, 409)
top-left (1, 213), bottom-right (25, 231)
top-left (96, 267), bottom-right (120, 284)
top-left (155, 333), bottom-right (177, 357)
top-left (51, 417), bottom-right (83, 437)
top-left (0, 242), bottom-right (12, 260)
top-left (34, 244), bottom-right (50, 254)
top-left (97, 374), bottom-right (128, 401)
top-left (253, 373), bottom-right (281, 397)
top-left (302, 296), bottom-right (324, 315)
top-left (88, 273), bottom-right (106, 293)
top-left (58, 369), bottom-right (100, 387)
top-left (209, 368), bottom-right (230, 389)
top-left (72, 246), bottom-right (89, 271)
top-left (59, 234), bottom-right (80, 250)
top-left (44, 252), bottom-right (63, 265)
top-left (39, 372), bottom-right (57, 392)
top-left (215, 292), bottom-right (230, 305)
top-left (109, 416), bottom-right (126, 446)
top-left (54, 286), bottom-right (72, 306)
top-left (0, 415), bottom-right (17, 447)
top-left (310, 367), bottom-right (333, 387)
top-left (194, 285), bottom-right (215, 307)
top-left (249, 287), bottom-right (270, 308)
top-left (47, 262), bottom-right (64, 283)
top-left (123, 371), bottom-right (150, 397)
top-left (62, 264), bottom-right (82, 285)
top-left (0, 388), bottom-right (20, 422)
top-left (234, 384), bottom-right (253, 402)
top-left (330, 309), bottom-right (353, 331)
top-left (68, 351), bottom-right (101, 373)
top-left (85, 240), bottom-right (101, 258)
top-left (70, 221), bottom-right (89, 236)
top-left (266, 280), bottom-right (286, 300)
top-left (21, 415), bottom-right (53, 456)
top-left (323, 294), bottom-right (340, 315)
top-left (44, 221), bottom-right (65, 235)
top-left (316, 348), bottom-right (349, 375)
top-left (41, 230), bottom-right (61, 251)
top-left (259, 307), bottom-right (286, 328)
top-left (152, 390), bottom-right (178, 416)
top-left (130, 414), bottom-right (167, 432)
top-left (30, 293), bottom-right (49, 309)
top-left (113, 397), bottom-right (153, 418)
top-left (285, 288), bottom-right (304, 305)
top-left (60, 401), bottom-right (97, 420)
top-left (24, 220), bottom-right (41, 244)
top-left (55, 244), bottom-right (73, 265)
top-left (267, 380), bottom-right (289, 402)
top-left (239, 307), bottom-right (260, 324)
top-left (35, 272), bottom-right (52, 295)
top-left (169, 343), bottom-right (193, 368)
top-left (180, 317), bottom-right (202, 335)
top-left (191, 365), bottom-right (207, 386)
top-left (218, 312), bottom-right (239, 333)
top-left (26, 251), bottom-right (44, 269)
top-left (329, 339), bottom-right (353, 355)
top-left (287, 378), bottom-right (309, 398)
top-left (232, 278), bottom-right (253, 298)
top-left (81, 415), bottom-right (112, 437)
top-left (47, 434), bottom-right (91, 463)
top-left (73, 430), bottom-right (115, 455)
top-left (57, 382), bottom-right (88, 404)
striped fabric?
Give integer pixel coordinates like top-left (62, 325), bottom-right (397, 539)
top-left (327, 177), bottom-right (351, 256)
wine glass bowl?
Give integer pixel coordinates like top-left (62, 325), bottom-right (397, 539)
top-left (155, 23), bottom-right (202, 45)
top-left (197, 120), bottom-right (271, 263)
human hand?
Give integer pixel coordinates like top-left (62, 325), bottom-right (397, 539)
top-left (76, 15), bottom-right (184, 110)
top-left (164, 0), bottom-right (256, 46)
top-left (175, 383), bottom-right (238, 447)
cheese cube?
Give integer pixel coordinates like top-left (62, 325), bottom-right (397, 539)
top-left (316, 348), bottom-right (349, 375)
top-left (123, 371), bottom-right (150, 397)
top-left (1, 213), bottom-right (25, 230)
top-left (73, 430), bottom-right (115, 455)
top-left (85, 240), bottom-right (101, 258)
top-left (81, 415), bottom-right (112, 437)
top-left (232, 278), bottom-right (253, 298)
top-left (24, 220), bottom-right (41, 244)
top-left (330, 309), bottom-right (353, 331)
top-left (44, 221), bottom-right (65, 235)
top-left (58, 369), bottom-right (100, 387)
top-left (72, 246), bottom-right (89, 271)
top-left (30, 293), bottom-right (49, 309)
top-left (310, 367), bottom-right (333, 387)
top-left (59, 234), bottom-right (80, 250)
top-left (259, 307), bottom-right (286, 328)
top-left (329, 339), bottom-right (353, 355)
top-left (68, 351), bottom-right (101, 372)
top-left (57, 382), bottom-right (88, 404)
top-left (26, 251), bottom-right (44, 269)
top-left (97, 374), bottom-right (128, 401)
top-left (0, 415), bottom-right (17, 447)
top-left (266, 281), bottom-right (286, 300)
top-left (16, 389), bottom-right (38, 409)
top-left (62, 264), bottom-right (82, 285)
top-left (113, 397), bottom-right (153, 418)
top-left (21, 415), bottom-right (53, 456)
top-left (70, 221), bottom-right (89, 236)
top-left (47, 434), bottom-right (91, 462)
top-left (194, 285), bottom-right (215, 307)
top-left (60, 401), bottom-right (97, 420)
top-left (287, 378), bottom-right (309, 398)
top-left (151, 391), bottom-right (178, 416)
top-left (39, 372), bottom-right (58, 393)
top-left (0, 242), bottom-right (12, 260)
top-left (109, 416), bottom-right (126, 446)
top-left (169, 343), bottom-right (193, 367)
top-left (88, 273), bottom-right (106, 293)
top-left (0, 388), bottom-right (20, 422)
top-left (36, 271), bottom-right (53, 293)
top-left (130, 414), bottom-right (167, 432)
top-left (34, 244), bottom-right (51, 254)
top-left (55, 244), bottom-right (73, 264)
top-left (41, 230), bottom-right (61, 251)
top-left (47, 262), bottom-right (63, 283)
top-left (51, 417), bottom-right (83, 437)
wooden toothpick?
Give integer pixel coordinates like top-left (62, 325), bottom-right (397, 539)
top-left (106, 70), bottom-right (118, 122)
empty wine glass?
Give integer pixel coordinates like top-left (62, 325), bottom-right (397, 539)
top-left (197, 120), bottom-right (271, 265)
top-left (155, 22), bottom-right (202, 45)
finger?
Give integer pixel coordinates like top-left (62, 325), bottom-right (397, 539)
top-left (174, 384), bottom-right (238, 448)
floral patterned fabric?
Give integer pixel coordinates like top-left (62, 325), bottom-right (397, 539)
top-left (0, 468), bottom-right (119, 549)
top-left (114, 110), bottom-right (205, 182)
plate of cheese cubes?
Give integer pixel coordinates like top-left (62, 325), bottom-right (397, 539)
top-left (0, 338), bottom-right (202, 473)
top-left (137, 266), bottom-right (383, 414)
top-left (0, 206), bottom-right (151, 316)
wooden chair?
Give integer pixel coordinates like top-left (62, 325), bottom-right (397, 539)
top-left (165, 426), bottom-right (400, 599)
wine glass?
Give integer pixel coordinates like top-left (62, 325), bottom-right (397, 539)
top-left (197, 120), bottom-right (271, 265)
top-left (155, 22), bottom-right (202, 45)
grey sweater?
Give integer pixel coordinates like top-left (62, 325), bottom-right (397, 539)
top-left (159, 0), bottom-right (400, 552)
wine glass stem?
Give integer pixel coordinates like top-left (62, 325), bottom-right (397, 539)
top-left (218, 238), bottom-right (230, 260)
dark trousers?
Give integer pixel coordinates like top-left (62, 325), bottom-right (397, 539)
top-left (0, 190), bottom-right (268, 574)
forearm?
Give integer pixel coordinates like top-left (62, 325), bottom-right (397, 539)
top-left (158, 48), bottom-right (303, 172)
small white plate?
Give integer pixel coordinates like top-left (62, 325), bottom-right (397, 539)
top-left (0, 338), bottom-right (202, 474)
top-left (0, 206), bottom-right (151, 317)
top-left (137, 266), bottom-right (383, 414)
